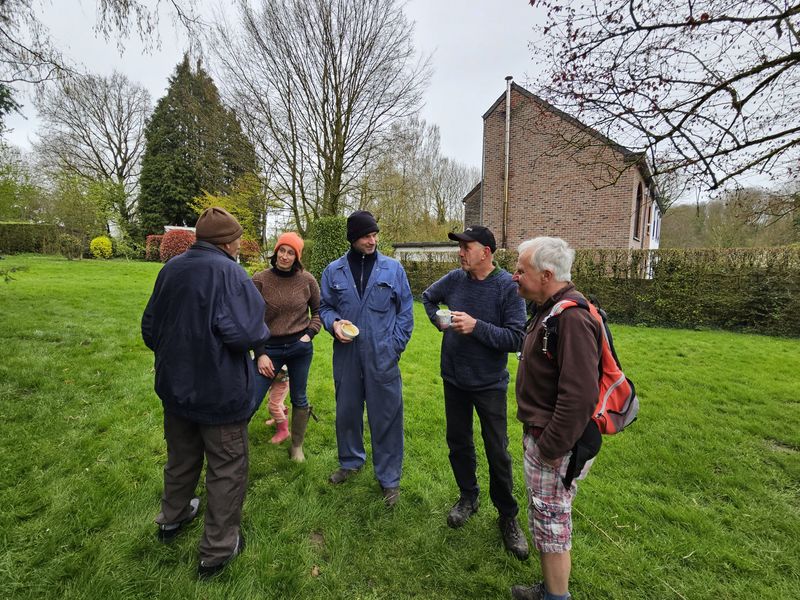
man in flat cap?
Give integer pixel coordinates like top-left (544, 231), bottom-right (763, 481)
top-left (142, 207), bottom-right (269, 579)
top-left (319, 210), bottom-right (414, 507)
top-left (422, 225), bottom-right (529, 560)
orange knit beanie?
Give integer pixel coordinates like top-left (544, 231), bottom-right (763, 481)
top-left (274, 232), bottom-right (304, 260)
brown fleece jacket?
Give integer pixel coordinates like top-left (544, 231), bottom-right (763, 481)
top-left (515, 284), bottom-right (602, 459)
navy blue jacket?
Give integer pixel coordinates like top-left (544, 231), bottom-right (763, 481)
top-left (320, 251), bottom-right (414, 379)
top-left (142, 242), bottom-right (270, 424)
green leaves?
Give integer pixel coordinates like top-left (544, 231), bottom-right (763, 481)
top-left (308, 216), bottom-right (349, 280)
top-left (137, 56), bottom-right (257, 237)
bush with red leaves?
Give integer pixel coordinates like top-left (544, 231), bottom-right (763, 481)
top-left (145, 235), bottom-right (164, 262)
top-left (239, 238), bottom-right (261, 264)
top-left (159, 229), bottom-right (196, 262)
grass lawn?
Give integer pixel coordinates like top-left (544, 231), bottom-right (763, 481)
top-left (1, 254), bottom-right (798, 599)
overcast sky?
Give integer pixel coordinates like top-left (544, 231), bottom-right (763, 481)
top-left (3, 0), bottom-right (543, 170)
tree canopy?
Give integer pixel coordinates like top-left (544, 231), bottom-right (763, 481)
top-left (0, 1), bottom-right (198, 129)
top-left (33, 71), bottom-right (150, 234)
top-left (357, 117), bottom-right (478, 242)
top-left (212, 0), bottom-right (430, 234)
top-left (528, 0), bottom-right (800, 193)
top-left (137, 56), bottom-right (257, 235)
top-left (661, 188), bottom-right (799, 247)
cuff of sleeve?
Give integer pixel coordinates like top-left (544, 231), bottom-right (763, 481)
top-left (535, 435), bottom-right (560, 461)
top-left (471, 319), bottom-right (487, 338)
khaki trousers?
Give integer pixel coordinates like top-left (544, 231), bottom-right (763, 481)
top-left (156, 413), bottom-right (249, 565)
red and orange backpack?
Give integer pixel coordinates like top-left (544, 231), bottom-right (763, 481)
top-left (541, 297), bottom-right (639, 435)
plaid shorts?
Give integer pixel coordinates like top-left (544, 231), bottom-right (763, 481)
top-left (523, 432), bottom-right (594, 553)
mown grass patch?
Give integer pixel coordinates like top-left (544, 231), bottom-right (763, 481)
top-left (1, 255), bottom-right (798, 599)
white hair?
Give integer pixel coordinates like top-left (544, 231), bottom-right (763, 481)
top-left (517, 237), bottom-right (575, 282)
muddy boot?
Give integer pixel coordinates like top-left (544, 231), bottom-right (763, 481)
top-left (289, 406), bottom-right (311, 462)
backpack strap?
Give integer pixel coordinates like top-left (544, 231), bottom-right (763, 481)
top-left (541, 298), bottom-right (585, 359)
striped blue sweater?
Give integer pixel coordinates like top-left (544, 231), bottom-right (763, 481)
top-left (422, 268), bottom-right (526, 391)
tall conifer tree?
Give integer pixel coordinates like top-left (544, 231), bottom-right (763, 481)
top-left (137, 56), bottom-right (257, 235)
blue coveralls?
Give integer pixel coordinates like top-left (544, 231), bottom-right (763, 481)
top-left (319, 252), bottom-right (414, 488)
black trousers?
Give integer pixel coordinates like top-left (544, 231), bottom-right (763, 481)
top-left (443, 380), bottom-right (519, 518)
top-left (156, 413), bottom-right (249, 565)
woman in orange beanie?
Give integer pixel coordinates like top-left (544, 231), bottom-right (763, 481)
top-left (251, 232), bottom-right (320, 461)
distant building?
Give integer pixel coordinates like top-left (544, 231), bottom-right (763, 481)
top-left (392, 241), bottom-right (458, 262)
top-left (464, 79), bottom-right (662, 251)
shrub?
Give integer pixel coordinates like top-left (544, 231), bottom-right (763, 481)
top-left (302, 238), bottom-right (314, 273)
top-left (89, 235), bottom-right (113, 259)
top-left (145, 235), bottom-right (164, 262)
top-left (245, 261), bottom-right (268, 276)
top-left (112, 238), bottom-right (144, 260)
top-left (159, 229), bottom-right (196, 262)
top-left (0, 222), bottom-right (60, 254)
top-left (402, 253), bottom-right (458, 297)
top-left (239, 238), bottom-right (261, 265)
top-left (308, 216), bottom-right (349, 281)
top-left (58, 233), bottom-right (83, 260)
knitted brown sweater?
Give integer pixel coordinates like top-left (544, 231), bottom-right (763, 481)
top-left (252, 268), bottom-right (322, 347)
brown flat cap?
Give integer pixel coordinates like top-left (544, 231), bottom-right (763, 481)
top-left (195, 207), bottom-right (243, 245)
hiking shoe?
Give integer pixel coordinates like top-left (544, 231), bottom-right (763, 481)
top-left (446, 496), bottom-right (479, 528)
top-left (511, 582), bottom-right (571, 600)
top-left (157, 497), bottom-right (200, 543)
top-left (197, 532), bottom-right (246, 580)
top-left (382, 486), bottom-right (400, 508)
top-left (499, 515), bottom-right (530, 560)
top-left (510, 582), bottom-right (545, 600)
top-left (328, 467), bottom-right (361, 485)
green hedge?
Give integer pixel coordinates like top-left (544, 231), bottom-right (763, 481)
top-left (399, 247), bottom-right (800, 337)
top-left (0, 222), bottom-right (61, 254)
top-left (403, 255), bottom-right (459, 297)
top-left (308, 216), bottom-right (349, 281)
top-left (574, 248), bottom-right (800, 337)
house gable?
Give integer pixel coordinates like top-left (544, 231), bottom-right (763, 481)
top-left (479, 82), bottom-right (660, 251)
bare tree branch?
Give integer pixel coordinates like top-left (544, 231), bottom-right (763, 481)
top-left (33, 70), bottom-right (150, 228)
top-left (1, 1), bottom-right (198, 89)
top-left (210, 0), bottom-right (431, 233)
top-left (528, 0), bottom-right (800, 193)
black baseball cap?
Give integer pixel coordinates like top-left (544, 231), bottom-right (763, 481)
top-left (448, 225), bottom-right (497, 253)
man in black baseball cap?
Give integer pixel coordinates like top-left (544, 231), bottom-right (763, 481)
top-left (448, 225), bottom-right (497, 253)
top-left (422, 223), bottom-right (530, 561)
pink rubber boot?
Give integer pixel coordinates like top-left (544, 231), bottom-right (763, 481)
top-left (270, 419), bottom-right (289, 444)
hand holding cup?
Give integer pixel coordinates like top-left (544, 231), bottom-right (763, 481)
top-left (435, 309), bottom-right (452, 330)
top-left (334, 319), bottom-right (359, 343)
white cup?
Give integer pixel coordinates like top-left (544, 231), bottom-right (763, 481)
top-left (435, 309), bottom-right (452, 328)
top-left (340, 322), bottom-right (359, 340)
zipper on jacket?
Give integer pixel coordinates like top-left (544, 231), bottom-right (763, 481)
top-left (360, 253), bottom-right (365, 296)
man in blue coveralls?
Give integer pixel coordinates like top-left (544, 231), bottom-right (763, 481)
top-left (320, 210), bottom-right (414, 507)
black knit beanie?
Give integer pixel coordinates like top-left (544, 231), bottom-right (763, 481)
top-left (347, 210), bottom-right (379, 243)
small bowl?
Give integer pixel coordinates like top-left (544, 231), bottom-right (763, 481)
top-left (341, 323), bottom-right (359, 340)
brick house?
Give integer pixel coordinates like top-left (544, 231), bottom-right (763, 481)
top-left (464, 79), bottom-right (662, 251)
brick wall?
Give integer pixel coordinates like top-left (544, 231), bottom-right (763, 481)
top-left (463, 182), bottom-right (481, 227)
top-left (480, 84), bottom-right (657, 251)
